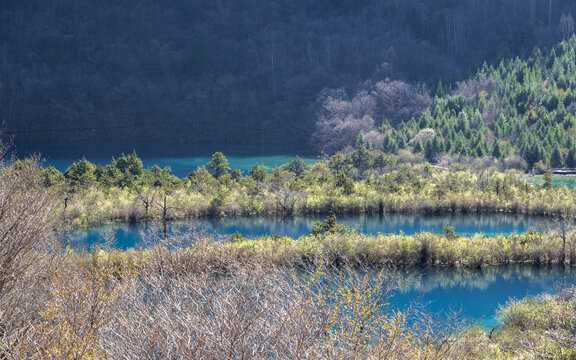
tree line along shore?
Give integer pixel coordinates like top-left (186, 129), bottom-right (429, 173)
top-left (15, 149), bottom-right (575, 227)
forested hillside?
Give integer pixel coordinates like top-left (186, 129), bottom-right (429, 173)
top-left (315, 36), bottom-right (576, 170)
top-left (2, 0), bottom-right (576, 147)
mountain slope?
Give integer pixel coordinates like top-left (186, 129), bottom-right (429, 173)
top-left (314, 36), bottom-right (576, 170)
top-left (2, 0), bottom-right (576, 148)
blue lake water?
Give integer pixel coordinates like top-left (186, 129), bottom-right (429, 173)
top-left (526, 175), bottom-right (576, 189)
top-left (62, 213), bottom-right (572, 328)
top-left (393, 265), bottom-right (576, 327)
top-left (64, 213), bottom-right (551, 250)
top-left (13, 141), bottom-right (318, 177)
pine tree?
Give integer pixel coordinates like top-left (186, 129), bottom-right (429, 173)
top-left (424, 140), bottom-right (440, 162)
top-left (524, 142), bottom-right (542, 171)
top-left (491, 141), bottom-right (502, 159)
top-left (381, 133), bottom-right (393, 153)
top-left (567, 147), bottom-right (576, 168)
top-left (356, 131), bottom-right (369, 149)
top-left (550, 145), bottom-right (564, 168)
top-left (413, 140), bottom-right (424, 153)
top-left (207, 152), bottom-right (231, 178)
top-left (475, 143), bottom-right (485, 157)
top-left (397, 134), bottom-right (407, 149)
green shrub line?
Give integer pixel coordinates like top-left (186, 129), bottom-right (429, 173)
top-left (218, 230), bottom-right (576, 267)
top-left (83, 229), bottom-right (576, 269)
top-left (22, 151), bottom-right (576, 227)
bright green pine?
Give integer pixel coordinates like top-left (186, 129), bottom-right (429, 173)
top-left (377, 36), bottom-right (576, 170)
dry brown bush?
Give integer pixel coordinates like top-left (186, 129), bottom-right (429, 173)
top-left (99, 266), bottom-right (451, 359)
top-left (0, 150), bottom-right (61, 357)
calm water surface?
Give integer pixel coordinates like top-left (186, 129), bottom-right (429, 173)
top-left (393, 265), bottom-right (575, 327)
top-left (526, 175), bottom-right (576, 189)
top-left (62, 214), bottom-right (573, 327)
top-left (65, 213), bottom-right (550, 250)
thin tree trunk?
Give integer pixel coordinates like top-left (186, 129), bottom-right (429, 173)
top-left (163, 196), bottom-right (167, 240)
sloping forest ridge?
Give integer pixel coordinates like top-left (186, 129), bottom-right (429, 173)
top-left (4, 0), bottom-right (576, 150)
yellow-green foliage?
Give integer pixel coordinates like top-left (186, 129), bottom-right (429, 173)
top-left (451, 292), bottom-right (576, 359)
top-left (13, 250), bottom-right (139, 359)
top-left (61, 166), bottom-right (576, 226)
top-left (218, 231), bottom-right (567, 267)
top-left (293, 269), bottom-right (442, 359)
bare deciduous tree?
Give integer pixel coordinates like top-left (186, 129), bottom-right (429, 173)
top-left (270, 172), bottom-right (307, 216)
top-left (455, 75), bottom-right (501, 105)
top-left (136, 186), bottom-right (159, 220)
top-left (373, 80), bottom-right (432, 126)
top-left (552, 211), bottom-right (576, 264)
top-left (312, 80), bottom-right (431, 153)
top-left (0, 150), bottom-right (60, 354)
top-left (312, 88), bottom-right (377, 154)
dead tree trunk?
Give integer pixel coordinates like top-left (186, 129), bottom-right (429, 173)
top-left (163, 196), bottom-right (168, 240)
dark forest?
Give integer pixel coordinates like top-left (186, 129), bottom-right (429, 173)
top-left (2, 0), bottom-right (576, 149)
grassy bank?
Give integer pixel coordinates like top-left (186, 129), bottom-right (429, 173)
top-left (453, 291), bottom-right (576, 359)
top-left (121, 229), bottom-right (576, 269)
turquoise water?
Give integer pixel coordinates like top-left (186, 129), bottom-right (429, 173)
top-left (526, 175), bottom-right (576, 189)
top-left (393, 265), bottom-right (576, 327)
top-left (62, 213), bottom-right (573, 327)
top-left (64, 213), bottom-right (550, 250)
top-left (13, 141), bottom-right (318, 177)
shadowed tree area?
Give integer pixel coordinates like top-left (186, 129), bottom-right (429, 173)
top-left (2, 0), bottom-right (576, 148)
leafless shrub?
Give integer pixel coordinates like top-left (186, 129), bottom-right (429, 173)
top-left (551, 212), bottom-right (576, 264)
top-left (436, 154), bottom-right (464, 168)
top-left (469, 157), bottom-right (498, 172)
top-left (455, 75), bottom-right (500, 105)
top-left (141, 222), bottom-right (243, 276)
top-left (312, 80), bottom-right (432, 153)
top-left (100, 265), bottom-right (452, 359)
top-left (409, 305), bottom-right (467, 358)
top-left (103, 266), bottom-right (291, 359)
top-left (373, 80), bottom-right (432, 126)
top-left (435, 154), bottom-right (497, 172)
top-left (500, 155), bottom-right (528, 172)
top-left (481, 97), bottom-right (508, 124)
top-left (364, 128), bottom-right (384, 148)
top-left (312, 88), bottom-right (377, 154)
top-left (0, 156), bottom-right (60, 356)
